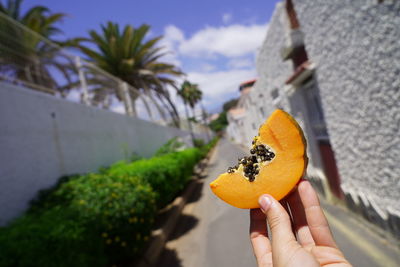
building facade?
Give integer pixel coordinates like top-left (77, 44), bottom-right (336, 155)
top-left (227, 0), bottom-right (400, 237)
top-left (226, 79), bottom-right (259, 145)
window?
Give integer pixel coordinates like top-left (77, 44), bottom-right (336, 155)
top-left (304, 84), bottom-right (328, 139)
top-left (312, 95), bottom-right (324, 121)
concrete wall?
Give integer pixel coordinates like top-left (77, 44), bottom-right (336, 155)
top-left (292, 0), bottom-right (400, 230)
top-left (0, 82), bottom-right (208, 225)
top-left (252, 3), bottom-right (329, 193)
top-left (226, 0), bottom-right (400, 236)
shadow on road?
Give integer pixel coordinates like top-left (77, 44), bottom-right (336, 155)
top-left (156, 248), bottom-right (182, 267)
top-left (153, 205), bottom-right (179, 230)
top-left (168, 214), bottom-right (199, 241)
top-left (186, 180), bottom-right (204, 204)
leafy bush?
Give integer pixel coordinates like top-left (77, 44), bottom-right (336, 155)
top-left (0, 173), bottom-right (156, 267)
top-left (193, 138), bottom-right (205, 148)
top-left (108, 148), bottom-right (202, 207)
top-left (0, 207), bottom-right (107, 267)
top-left (209, 111), bottom-right (228, 133)
top-left (56, 174), bottom-right (157, 264)
top-left (0, 141), bottom-right (218, 267)
top-left (154, 137), bottom-right (185, 156)
top-left (199, 136), bottom-right (219, 157)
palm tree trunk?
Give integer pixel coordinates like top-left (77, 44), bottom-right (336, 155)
top-left (146, 90), bottom-right (168, 122)
top-left (139, 94), bottom-right (154, 121)
top-left (157, 93), bottom-right (181, 127)
top-left (128, 91), bottom-right (138, 117)
top-left (200, 102), bottom-right (211, 142)
top-left (184, 103), bottom-right (195, 146)
top-left (119, 82), bottom-right (136, 117)
top-left (24, 65), bottom-right (33, 83)
top-left (163, 93), bottom-right (181, 128)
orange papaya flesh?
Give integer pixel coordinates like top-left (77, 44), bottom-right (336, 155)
top-left (210, 109), bottom-right (308, 209)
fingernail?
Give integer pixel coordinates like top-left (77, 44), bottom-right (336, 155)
top-left (258, 195), bottom-right (272, 212)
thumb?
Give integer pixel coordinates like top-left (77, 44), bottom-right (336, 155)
top-left (259, 194), bottom-right (296, 246)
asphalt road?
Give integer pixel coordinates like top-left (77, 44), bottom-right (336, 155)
top-left (156, 138), bottom-right (400, 267)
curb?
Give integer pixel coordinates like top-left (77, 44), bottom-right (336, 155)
top-left (135, 144), bottom-right (218, 267)
top-left (136, 179), bottom-right (203, 267)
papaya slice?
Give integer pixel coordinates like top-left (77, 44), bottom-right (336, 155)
top-left (210, 109), bottom-right (307, 209)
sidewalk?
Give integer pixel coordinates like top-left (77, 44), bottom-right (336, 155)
top-left (322, 200), bottom-right (400, 267)
top-left (156, 138), bottom-right (400, 267)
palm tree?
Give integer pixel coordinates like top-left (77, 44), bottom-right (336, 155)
top-left (0, 0), bottom-right (74, 95)
top-left (178, 80), bottom-right (203, 145)
top-left (180, 80), bottom-right (202, 118)
top-left (72, 22), bottom-right (183, 127)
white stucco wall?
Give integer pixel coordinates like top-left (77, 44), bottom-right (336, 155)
top-left (252, 3), bottom-right (328, 189)
top-left (0, 82), bottom-right (208, 225)
top-left (292, 0), bottom-right (400, 215)
top-left (222, 0), bottom-right (400, 235)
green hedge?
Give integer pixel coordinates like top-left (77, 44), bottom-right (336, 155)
top-left (0, 174), bottom-right (156, 267)
top-left (107, 148), bottom-right (202, 207)
top-left (0, 138), bottom-right (218, 267)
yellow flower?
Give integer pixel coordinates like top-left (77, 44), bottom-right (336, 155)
top-left (102, 232), bottom-right (108, 238)
top-left (106, 239), bottom-right (112, 244)
top-left (115, 236), bottom-right (120, 242)
top-left (130, 217), bottom-right (138, 223)
top-left (129, 217), bottom-right (138, 223)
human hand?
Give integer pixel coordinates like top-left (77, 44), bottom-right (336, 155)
top-left (249, 180), bottom-right (352, 267)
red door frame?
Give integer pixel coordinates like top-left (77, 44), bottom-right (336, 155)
top-left (318, 139), bottom-right (344, 199)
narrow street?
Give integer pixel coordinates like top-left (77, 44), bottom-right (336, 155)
top-left (156, 138), bottom-right (400, 267)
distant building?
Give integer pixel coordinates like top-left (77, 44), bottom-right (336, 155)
top-left (228, 0), bottom-right (400, 237)
top-left (226, 79), bottom-right (258, 144)
top-left (208, 113), bottom-right (220, 122)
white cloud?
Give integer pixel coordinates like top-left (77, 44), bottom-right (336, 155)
top-left (179, 23), bottom-right (268, 58)
top-left (222, 13), bottom-right (233, 24)
top-left (160, 23), bottom-right (267, 111)
top-left (200, 63), bottom-right (216, 72)
top-left (187, 68), bottom-right (257, 109)
top-left (164, 25), bottom-right (185, 42)
top-left (227, 57), bottom-right (254, 69)
top-left (159, 25), bottom-right (185, 66)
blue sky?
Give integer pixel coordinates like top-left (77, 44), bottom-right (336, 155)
top-left (24, 0), bottom-right (281, 113)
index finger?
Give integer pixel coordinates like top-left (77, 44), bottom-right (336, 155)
top-left (298, 180), bottom-right (338, 248)
top-left (249, 209), bottom-right (272, 266)
top-left (286, 187), bottom-right (315, 248)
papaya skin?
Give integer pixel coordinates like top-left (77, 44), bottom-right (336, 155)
top-left (210, 109), bottom-right (308, 209)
